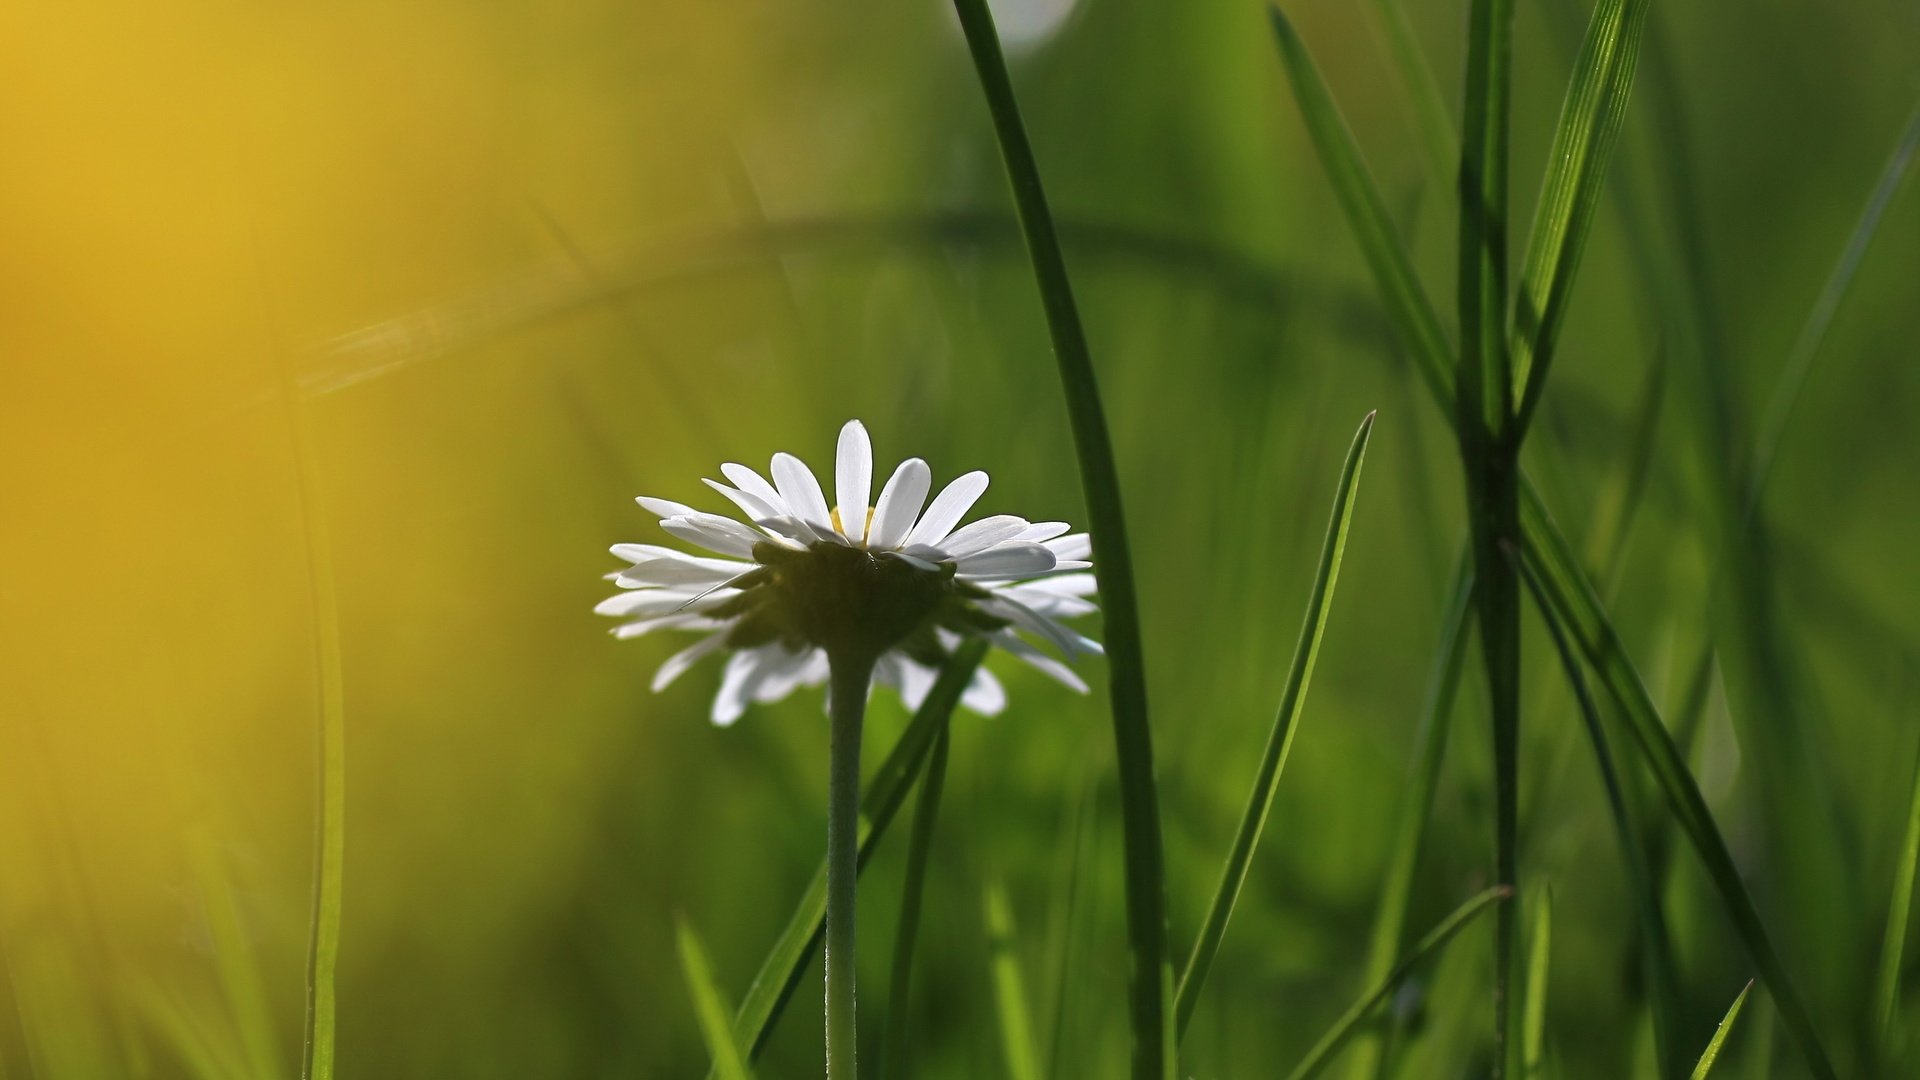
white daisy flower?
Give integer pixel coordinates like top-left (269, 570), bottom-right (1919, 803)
top-left (596, 419), bottom-right (1101, 725)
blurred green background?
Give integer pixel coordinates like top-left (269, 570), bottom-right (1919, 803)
top-left (3, 0), bottom-right (1919, 1076)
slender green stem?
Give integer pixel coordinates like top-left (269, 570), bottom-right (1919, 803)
top-left (947, 3), bottom-right (1172, 1076)
top-left (880, 725), bottom-right (952, 1080)
top-left (1874, 737), bottom-right (1920, 1061)
top-left (825, 651), bottom-right (877, 1080)
top-left (279, 330), bottom-right (346, 1080)
top-left (1690, 982), bottom-right (1753, 1079)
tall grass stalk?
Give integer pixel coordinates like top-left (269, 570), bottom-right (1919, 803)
top-left (677, 920), bottom-right (756, 1080)
top-left (1873, 737), bottom-right (1920, 1063)
top-left (1175, 412), bottom-right (1375, 1038)
top-left (985, 882), bottom-right (1042, 1080)
top-left (880, 725), bottom-right (952, 1079)
top-left (275, 331), bottom-right (346, 1080)
top-left (824, 652), bottom-right (878, 1080)
top-left (947, 2), bottom-right (1171, 1074)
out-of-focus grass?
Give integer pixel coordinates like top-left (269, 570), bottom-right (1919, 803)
top-left (2, 2), bottom-right (1918, 1078)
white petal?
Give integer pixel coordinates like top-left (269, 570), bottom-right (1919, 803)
top-left (954, 542), bottom-right (1057, 579)
top-left (935, 515), bottom-right (1031, 559)
top-left (751, 648), bottom-right (818, 704)
top-left (612, 613), bottom-right (721, 640)
top-left (1015, 521), bottom-right (1072, 543)
top-left (834, 420), bottom-right (873, 542)
top-left (1018, 572), bottom-right (1099, 597)
top-left (963, 559), bottom-right (1091, 583)
top-left (771, 452), bottom-right (836, 536)
top-left (961, 667), bottom-right (1007, 716)
top-left (720, 463), bottom-right (792, 518)
top-left (986, 593), bottom-right (1085, 659)
top-left (711, 649), bottom-right (770, 726)
top-left (703, 478), bottom-right (783, 523)
top-left (661, 514), bottom-right (764, 559)
top-left (1045, 533), bottom-right (1092, 562)
top-left (753, 515), bottom-right (827, 546)
top-left (595, 587), bottom-right (737, 618)
top-left (882, 550), bottom-right (940, 572)
top-left (616, 558), bottom-right (750, 589)
top-left (991, 631), bottom-right (1090, 693)
top-left (652, 629), bottom-right (732, 691)
top-left (868, 458), bottom-right (932, 550)
top-left (612, 545), bottom-right (752, 573)
top-left (994, 584), bottom-right (1099, 619)
top-left (637, 496), bottom-right (699, 519)
top-left (904, 470), bottom-right (989, 548)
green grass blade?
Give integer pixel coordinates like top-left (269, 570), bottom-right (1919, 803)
top-left (677, 919), bottom-right (755, 1080)
top-left (1286, 887), bottom-right (1512, 1080)
top-left (186, 836), bottom-right (286, 1079)
top-left (1345, 552), bottom-right (1474, 1080)
top-left (880, 725), bottom-right (953, 1080)
top-left (947, 3), bottom-right (1173, 1074)
top-left (1520, 885), bottom-right (1551, 1077)
top-left (1516, 486), bottom-right (1836, 1080)
top-left (1267, 6), bottom-right (1453, 404)
top-left (1749, 97), bottom-right (1920, 501)
top-left (1175, 412), bottom-right (1377, 1039)
top-left (985, 882), bottom-right (1042, 1080)
top-left (1520, 555), bottom-right (1682, 1077)
top-left (1364, 0), bottom-right (1456, 186)
top-left (1689, 981), bottom-right (1753, 1079)
top-left (1509, 0), bottom-right (1654, 438)
top-left (713, 642), bottom-right (986, 1073)
top-left (275, 307), bottom-right (347, 1080)
top-left (1874, 738), bottom-right (1920, 1058)
top-left (1455, 3), bottom-right (1518, 1074)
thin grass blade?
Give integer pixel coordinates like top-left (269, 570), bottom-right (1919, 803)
top-left (677, 920), bottom-right (755, 1080)
top-left (1520, 885), bottom-right (1551, 1077)
top-left (1364, 0), bottom-right (1456, 186)
top-left (1520, 554), bottom-right (1682, 1077)
top-left (1175, 412), bottom-right (1376, 1038)
top-left (1286, 886), bottom-right (1512, 1080)
top-left (1689, 981), bottom-right (1753, 1079)
top-left (714, 641), bottom-right (986, 1073)
top-left (1510, 0), bottom-right (1655, 438)
top-left (1873, 738), bottom-right (1920, 1058)
top-left (1750, 97), bottom-right (1920, 500)
top-left (947, 3), bottom-right (1173, 1073)
top-left (985, 882), bottom-right (1042, 1080)
top-left (1345, 552), bottom-right (1475, 1080)
top-left (1268, 6), bottom-right (1453, 403)
top-left (1517, 486), bottom-right (1836, 1079)
top-left (880, 725), bottom-right (953, 1080)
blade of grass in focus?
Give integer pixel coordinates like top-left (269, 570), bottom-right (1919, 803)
top-left (1175, 412), bottom-right (1376, 1039)
top-left (985, 882), bottom-right (1042, 1080)
top-left (880, 725), bottom-right (953, 1080)
top-left (1509, 0), bottom-right (1654, 438)
top-left (947, 2), bottom-right (1173, 1074)
top-left (1454, 0), bottom-right (1518, 1073)
top-left (713, 642), bottom-right (986, 1072)
top-left (1517, 489), bottom-right (1836, 1079)
top-left (1689, 982), bottom-right (1753, 1079)
top-left (1874, 738), bottom-right (1920, 1062)
top-left (677, 920), bottom-right (755, 1080)
top-left (1267, 7), bottom-right (1452, 405)
top-left (1286, 887), bottom-right (1512, 1080)
top-left (1520, 885), bottom-right (1551, 1077)
top-left (1521, 557), bottom-right (1682, 1077)
top-left (1345, 553), bottom-right (1475, 1080)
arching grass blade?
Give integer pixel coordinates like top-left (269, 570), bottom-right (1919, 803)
top-left (1286, 887), bottom-right (1512, 1080)
top-left (985, 882), bottom-right (1042, 1080)
top-left (1175, 412), bottom-right (1376, 1039)
top-left (880, 725), bottom-right (953, 1080)
top-left (1874, 738), bottom-right (1920, 1062)
top-left (1517, 487), bottom-right (1836, 1080)
top-left (1520, 885), bottom-right (1551, 1078)
top-left (1510, 0), bottom-right (1655, 438)
top-left (1268, 6), bottom-right (1453, 403)
top-left (1346, 553), bottom-right (1475, 1080)
top-left (1689, 981), bottom-right (1753, 1079)
top-left (677, 919), bottom-right (755, 1080)
top-left (711, 642), bottom-right (986, 1075)
top-left (946, 4), bottom-right (1174, 1074)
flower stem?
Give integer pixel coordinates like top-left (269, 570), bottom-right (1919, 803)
top-left (825, 650), bottom-right (877, 1080)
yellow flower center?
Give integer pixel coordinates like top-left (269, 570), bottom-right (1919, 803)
top-left (829, 505), bottom-right (878, 543)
